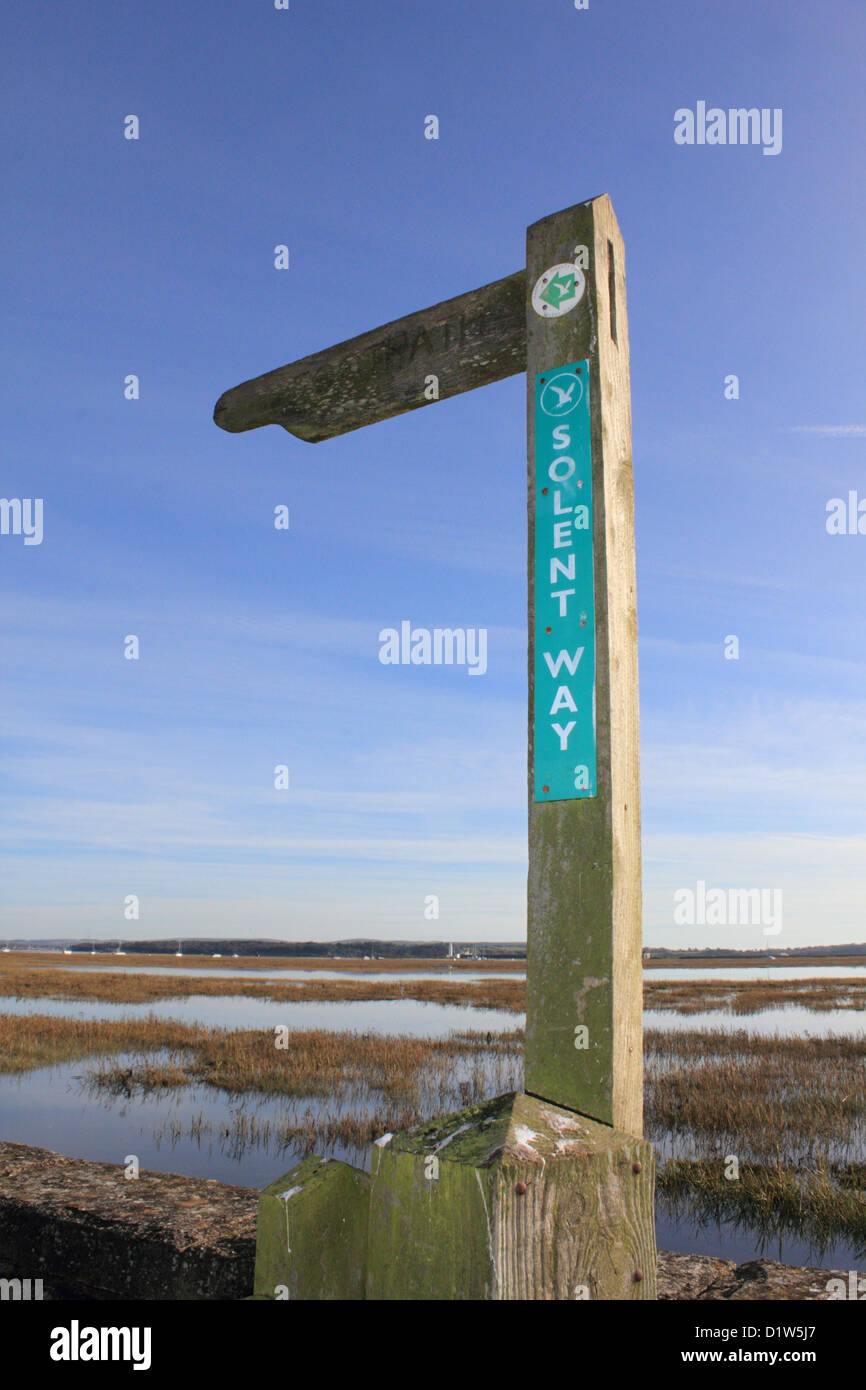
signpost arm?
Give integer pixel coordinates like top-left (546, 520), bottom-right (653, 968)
top-left (214, 271), bottom-right (525, 442)
top-left (525, 194), bottom-right (643, 1134)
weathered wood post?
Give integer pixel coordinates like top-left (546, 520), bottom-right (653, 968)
top-left (215, 194), bottom-right (656, 1300)
top-left (525, 199), bottom-right (643, 1136)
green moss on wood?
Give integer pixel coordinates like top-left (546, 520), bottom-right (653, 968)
top-left (254, 1156), bottom-right (369, 1300)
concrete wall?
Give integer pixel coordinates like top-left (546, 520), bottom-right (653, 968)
top-left (0, 1141), bottom-right (256, 1300)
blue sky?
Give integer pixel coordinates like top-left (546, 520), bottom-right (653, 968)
top-left (2, 0), bottom-right (865, 948)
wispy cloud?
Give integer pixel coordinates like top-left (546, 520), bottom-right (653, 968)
top-left (785, 426), bottom-right (866, 437)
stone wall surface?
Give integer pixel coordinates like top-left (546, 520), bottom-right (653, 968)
top-left (0, 1141), bottom-right (257, 1300)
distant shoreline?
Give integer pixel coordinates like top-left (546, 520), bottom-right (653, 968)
top-left (3, 947), bottom-right (866, 972)
top-left (643, 954), bottom-right (866, 970)
top-left (6, 936), bottom-right (866, 963)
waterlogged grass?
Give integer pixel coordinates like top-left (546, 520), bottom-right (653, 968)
top-left (3, 1012), bottom-right (865, 1252)
top-left (645, 955), bottom-right (866, 970)
top-left (3, 952), bottom-right (525, 975)
top-left (86, 1026), bottom-right (522, 1103)
top-left (84, 1024), bottom-right (524, 1155)
top-left (0, 1013), bottom-right (197, 1072)
top-left (4, 957), bottom-right (866, 1016)
top-left (0, 964), bottom-right (524, 1011)
top-left (647, 977), bottom-right (866, 1014)
top-left (0, 1013), bottom-right (523, 1154)
top-left (659, 1161), bottom-right (866, 1253)
top-left (646, 1028), bottom-right (866, 1257)
top-left (5, 1013), bottom-right (865, 1173)
top-left (645, 1028), bottom-right (866, 1165)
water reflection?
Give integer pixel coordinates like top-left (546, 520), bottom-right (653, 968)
top-left (0, 994), bottom-right (518, 1038)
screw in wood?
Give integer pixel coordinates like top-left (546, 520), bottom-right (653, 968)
top-left (515, 1182), bottom-right (527, 1195)
top-left (633, 1270), bottom-right (643, 1283)
top-left (632, 1162), bottom-right (642, 1174)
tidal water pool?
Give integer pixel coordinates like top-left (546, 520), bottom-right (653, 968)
top-left (0, 993), bottom-right (516, 1035)
top-left (1, 977), bottom-right (864, 1274)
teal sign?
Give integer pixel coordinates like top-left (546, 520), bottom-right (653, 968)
top-left (533, 360), bottom-right (597, 801)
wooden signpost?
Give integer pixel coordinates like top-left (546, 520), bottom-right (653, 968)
top-left (215, 194), bottom-right (656, 1300)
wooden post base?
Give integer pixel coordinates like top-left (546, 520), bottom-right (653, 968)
top-left (252, 1092), bottom-right (656, 1301)
top-left (252, 1155), bottom-right (369, 1300)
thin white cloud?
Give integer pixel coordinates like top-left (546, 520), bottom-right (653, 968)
top-left (786, 426), bottom-right (866, 437)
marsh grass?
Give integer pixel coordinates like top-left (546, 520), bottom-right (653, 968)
top-left (2, 952), bottom-right (525, 975)
top-left (645, 955), bottom-right (866, 970)
top-left (3, 1011), bottom-right (865, 1250)
top-left (646, 1028), bottom-right (866, 1254)
top-left (81, 1024), bottom-right (525, 1163)
top-left (659, 1160), bottom-right (866, 1254)
top-left (0, 965), bottom-right (524, 1011)
top-left (84, 1024), bottom-right (523, 1106)
top-left (645, 1029), bottom-right (866, 1166)
top-left (646, 977), bottom-right (866, 1014)
top-left (0, 1013), bottom-right (196, 1072)
top-left (4, 957), bottom-right (864, 1016)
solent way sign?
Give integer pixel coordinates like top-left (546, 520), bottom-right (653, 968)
top-left (215, 194), bottom-right (655, 1301)
top-left (533, 357), bottom-right (597, 803)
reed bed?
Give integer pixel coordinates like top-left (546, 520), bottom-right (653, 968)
top-left (659, 1161), bottom-right (866, 1253)
top-left (0, 1013), bottom-right (196, 1072)
top-left (0, 952), bottom-right (525, 975)
top-left (645, 1028), bottom-right (866, 1166)
top-left (645, 955), bottom-right (866, 971)
top-left (7, 1015), bottom-right (863, 1174)
top-left (82, 1025), bottom-right (524, 1160)
top-left (3, 1010), bottom-right (865, 1250)
top-left (646, 977), bottom-right (866, 1014)
top-left (646, 1027), bottom-right (866, 1253)
top-left (0, 965), bottom-right (524, 1011)
top-left (84, 1026), bottom-right (523, 1107)
top-left (3, 959), bottom-right (866, 1015)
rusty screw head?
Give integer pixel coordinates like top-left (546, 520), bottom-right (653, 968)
top-left (633, 1270), bottom-right (643, 1283)
top-left (632, 1161), bottom-right (643, 1174)
top-left (515, 1181), bottom-right (527, 1196)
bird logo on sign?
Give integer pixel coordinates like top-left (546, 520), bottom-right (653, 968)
top-left (540, 370), bottom-right (584, 416)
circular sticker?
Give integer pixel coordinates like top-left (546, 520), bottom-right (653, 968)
top-left (540, 370), bottom-right (584, 416)
top-left (531, 262), bottom-right (586, 318)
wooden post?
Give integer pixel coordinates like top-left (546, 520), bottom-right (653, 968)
top-left (525, 196), bottom-right (643, 1134)
top-left (215, 194), bottom-right (655, 1299)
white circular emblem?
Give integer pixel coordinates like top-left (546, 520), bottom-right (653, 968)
top-left (540, 370), bottom-right (584, 417)
top-left (531, 262), bottom-right (586, 318)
